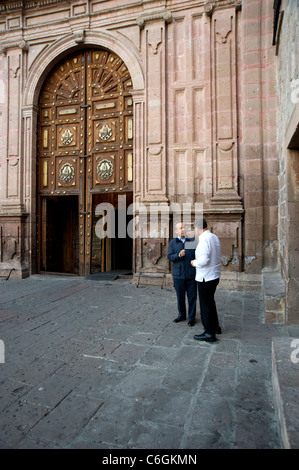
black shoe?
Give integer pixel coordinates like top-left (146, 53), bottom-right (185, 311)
top-left (194, 332), bottom-right (217, 343)
top-left (173, 317), bottom-right (186, 323)
top-left (188, 321), bottom-right (195, 327)
top-left (216, 326), bottom-right (222, 334)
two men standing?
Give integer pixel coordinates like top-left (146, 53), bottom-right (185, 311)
top-left (168, 218), bottom-right (222, 343)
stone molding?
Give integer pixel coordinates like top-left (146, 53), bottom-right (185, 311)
top-left (204, 0), bottom-right (242, 16)
top-left (0, 0), bottom-right (69, 11)
top-left (0, 39), bottom-right (28, 55)
top-left (136, 9), bottom-right (172, 28)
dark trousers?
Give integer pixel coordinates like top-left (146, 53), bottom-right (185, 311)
top-left (173, 278), bottom-right (197, 322)
top-left (197, 278), bottom-right (219, 335)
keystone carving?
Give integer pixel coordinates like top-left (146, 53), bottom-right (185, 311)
top-left (74, 30), bottom-right (85, 44)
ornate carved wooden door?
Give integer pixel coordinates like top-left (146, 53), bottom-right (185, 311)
top-left (37, 50), bottom-right (133, 275)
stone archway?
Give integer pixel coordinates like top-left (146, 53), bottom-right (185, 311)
top-left (21, 30), bottom-right (145, 275)
top-left (24, 30), bottom-right (145, 106)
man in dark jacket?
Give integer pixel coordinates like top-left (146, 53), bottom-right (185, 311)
top-left (167, 222), bottom-right (197, 326)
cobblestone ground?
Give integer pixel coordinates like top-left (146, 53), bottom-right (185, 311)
top-left (0, 276), bottom-right (288, 449)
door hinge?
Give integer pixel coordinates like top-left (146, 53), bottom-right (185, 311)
top-left (80, 104), bottom-right (91, 108)
top-left (80, 211), bottom-right (90, 215)
top-left (81, 155), bottom-right (91, 158)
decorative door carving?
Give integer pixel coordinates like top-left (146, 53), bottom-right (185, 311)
top-left (37, 50), bottom-right (133, 275)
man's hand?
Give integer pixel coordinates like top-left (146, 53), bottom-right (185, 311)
top-left (179, 249), bottom-right (185, 257)
top-left (191, 260), bottom-right (195, 267)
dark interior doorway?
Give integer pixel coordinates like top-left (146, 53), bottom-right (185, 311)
top-left (91, 192), bottom-right (133, 274)
top-left (40, 196), bottom-right (79, 274)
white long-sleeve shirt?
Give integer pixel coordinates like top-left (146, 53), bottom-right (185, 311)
top-left (193, 230), bottom-right (221, 282)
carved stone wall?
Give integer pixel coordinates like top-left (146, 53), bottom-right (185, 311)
top-left (0, 0), bottom-right (280, 287)
top-left (275, 0), bottom-right (299, 324)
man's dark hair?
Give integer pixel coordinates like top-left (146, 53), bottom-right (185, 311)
top-left (194, 218), bottom-right (207, 230)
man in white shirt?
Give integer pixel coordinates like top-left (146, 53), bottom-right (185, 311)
top-left (191, 218), bottom-right (222, 342)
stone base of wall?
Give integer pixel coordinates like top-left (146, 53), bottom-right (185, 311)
top-left (0, 213), bottom-right (30, 280)
top-left (219, 272), bottom-right (262, 291)
top-left (132, 271), bottom-right (263, 292)
top-left (0, 266), bottom-right (29, 280)
top-left (262, 271), bottom-right (286, 323)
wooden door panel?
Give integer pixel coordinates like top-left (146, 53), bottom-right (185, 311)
top-left (87, 50), bottom-right (133, 194)
top-left (124, 150), bottom-right (134, 186)
top-left (39, 53), bottom-right (85, 195)
top-left (93, 153), bottom-right (117, 188)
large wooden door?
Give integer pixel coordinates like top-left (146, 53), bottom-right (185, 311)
top-left (37, 50), bottom-right (133, 275)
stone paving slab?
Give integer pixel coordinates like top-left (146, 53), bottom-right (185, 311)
top-left (0, 276), bottom-right (291, 449)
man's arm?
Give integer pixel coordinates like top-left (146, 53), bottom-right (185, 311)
top-left (191, 239), bottom-right (210, 267)
top-left (168, 240), bottom-right (184, 262)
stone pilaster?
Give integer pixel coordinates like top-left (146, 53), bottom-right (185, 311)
top-left (0, 40), bottom-right (29, 277)
top-left (206, 1), bottom-right (242, 208)
top-left (137, 10), bottom-right (172, 204)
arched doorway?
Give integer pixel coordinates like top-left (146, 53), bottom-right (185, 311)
top-left (37, 49), bottom-right (133, 276)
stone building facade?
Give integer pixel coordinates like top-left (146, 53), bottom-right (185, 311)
top-left (0, 0), bottom-right (298, 324)
top-left (274, 0), bottom-right (299, 325)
